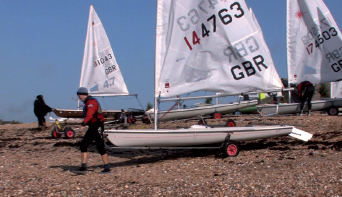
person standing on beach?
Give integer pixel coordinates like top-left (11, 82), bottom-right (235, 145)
top-left (34, 95), bottom-right (53, 131)
top-left (75, 87), bottom-right (110, 174)
top-left (297, 81), bottom-right (315, 116)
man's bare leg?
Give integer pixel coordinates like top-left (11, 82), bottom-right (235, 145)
top-left (102, 153), bottom-right (109, 164)
top-left (81, 152), bottom-right (88, 164)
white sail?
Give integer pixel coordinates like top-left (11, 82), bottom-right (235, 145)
top-left (155, 0), bottom-right (283, 98)
top-left (250, 8), bottom-right (283, 97)
top-left (287, 0), bottom-right (342, 85)
top-left (249, 8), bottom-right (261, 30)
top-left (331, 81), bottom-right (342, 98)
top-left (80, 5), bottom-right (129, 96)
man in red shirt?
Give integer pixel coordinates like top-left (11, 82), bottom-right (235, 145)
top-left (74, 87), bottom-right (110, 174)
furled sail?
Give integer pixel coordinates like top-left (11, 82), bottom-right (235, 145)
top-left (287, 0), bottom-right (342, 85)
top-left (80, 5), bottom-right (128, 96)
top-left (155, 0), bottom-right (283, 98)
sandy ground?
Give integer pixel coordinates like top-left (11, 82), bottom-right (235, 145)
top-left (0, 112), bottom-right (341, 196)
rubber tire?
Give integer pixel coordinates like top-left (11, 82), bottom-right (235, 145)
top-left (128, 117), bottom-right (136, 124)
top-left (225, 119), bottom-right (236, 127)
top-left (223, 141), bottom-right (240, 157)
top-left (213, 112), bottom-right (222, 119)
top-left (234, 110), bottom-right (241, 115)
top-left (142, 114), bottom-right (151, 124)
top-left (51, 129), bottom-right (61, 138)
top-left (197, 119), bottom-right (207, 125)
top-left (327, 107), bottom-right (339, 116)
top-left (64, 128), bottom-right (75, 139)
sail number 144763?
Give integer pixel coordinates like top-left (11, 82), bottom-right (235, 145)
top-left (179, 1), bottom-right (244, 51)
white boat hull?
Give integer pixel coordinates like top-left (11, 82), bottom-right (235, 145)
top-left (147, 100), bottom-right (258, 122)
top-left (104, 125), bottom-right (293, 147)
top-left (256, 99), bottom-right (342, 115)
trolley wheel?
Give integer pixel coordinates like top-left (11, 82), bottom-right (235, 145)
top-left (128, 116), bottom-right (136, 124)
top-left (65, 129), bottom-right (75, 139)
top-left (225, 119), bottom-right (236, 127)
top-left (213, 112), bottom-right (222, 119)
top-left (234, 110), bottom-right (241, 115)
top-left (197, 119), bottom-right (207, 125)
top-left (327, 107), bottom-right (339, 116)
top-left (142, 114), bottom-right (151, 124)
top-left (222, 141), bottom-right (240, 157)
top-left (64, 127), bottom-right (75, 139)
top-left (51, 129), bottom-right (61, 138)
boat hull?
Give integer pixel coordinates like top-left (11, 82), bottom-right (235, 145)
top-left (104, 125), bottom-right (293, 147)
top-left (53, 109), bottom-right (144, 119)
top-left (53, 109), bottom-right (120, 118)
top-left (238, 106), bottom-right (258, 114)
top-left (147, 100), bottom-right (258, 122)
top-left (256, 99), bottom-right (342, 115)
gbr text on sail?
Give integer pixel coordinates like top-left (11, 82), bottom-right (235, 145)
top-left (177, 0), bottom-right (268, 81)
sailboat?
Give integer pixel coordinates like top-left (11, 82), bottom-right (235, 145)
top-left (104, 0), bottom-right (312, 154)
top-left (144, 96), bottom-right (257, 123)
top-left (329, 81), bottom-right (342, 115)
top-left (53, 5), bottom-right (145, 121)
top-left (256, 0), bottom-right (342, 116)
top-left (143, 3), bottom-right (277, 123)
top-left (331, 81), bottom-right (342, 98)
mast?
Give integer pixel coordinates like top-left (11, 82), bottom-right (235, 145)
top-left (78, 5), bottom-right (93, 109)
top-left (286, 0), bottom-right (292, 103)
top-left (154, 0), bottom-right (161, 130)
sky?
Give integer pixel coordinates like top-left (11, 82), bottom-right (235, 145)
top-left (0, 0), bottom-right (341, 123)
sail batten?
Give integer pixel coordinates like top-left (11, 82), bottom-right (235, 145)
top-left (80, 5), bottom-right (129, 97)
top-left (155, 0), bottom-right (283, 98)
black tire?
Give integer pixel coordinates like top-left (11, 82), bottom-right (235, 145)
top-left (222, 141), bottom-right (240, 157)
top-left (64, 127), bottom-right (75, 139)
top-left (51, 128), bottom-right (61, 138)
top-left (142, 114), bottom-right (151, 124)
top-left (234, 110), bottom-right (241, 115)
top-left (197, 119), bottom-right (207, 125)
top-left (327, 107), bottom-right (339, 116)
top-left (225, 119), bottom-right (236, 127)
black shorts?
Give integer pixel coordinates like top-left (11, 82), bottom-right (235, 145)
top-left (80, 123), bottom-right (106, 155)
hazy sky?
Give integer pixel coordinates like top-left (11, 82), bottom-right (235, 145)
top-left (0, 0), bottom-right (341, 123)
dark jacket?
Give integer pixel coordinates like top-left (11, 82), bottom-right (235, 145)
top-left (34, 95), bottom-right (52, 117)
top-left (82, 96), bottom-right (105, 126)
top-left (297, 81), bottom-right (314, 98)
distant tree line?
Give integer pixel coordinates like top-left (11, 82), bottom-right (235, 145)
top-left (0, 119), bottom-right (23, 125)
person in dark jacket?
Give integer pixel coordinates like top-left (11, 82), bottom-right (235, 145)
top-left (34, 95), bottom-right (53, 130)
top-left (74, 87), bottom-right (110, 174)
top-left (297, 81), bottom-right (315, 116)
